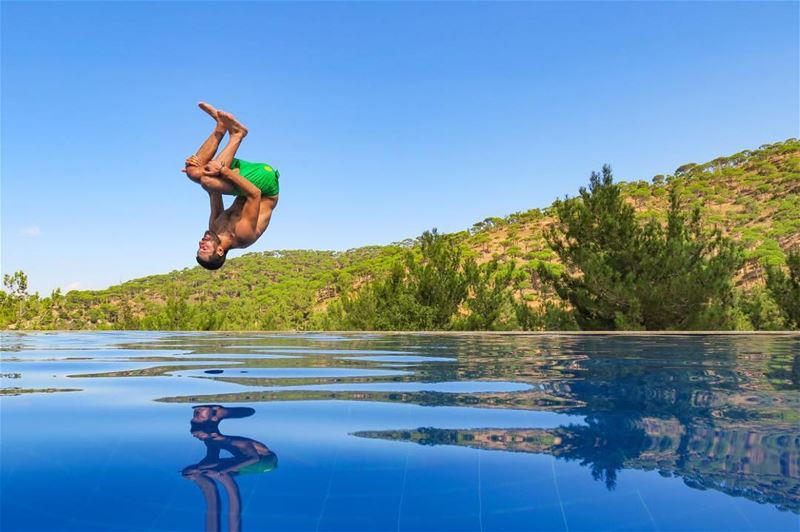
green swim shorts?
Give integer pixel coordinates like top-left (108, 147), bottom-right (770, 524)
top-left (227, 158), bottom-right (280, 197)
top-left (237, 452), bottom-right (278, 475)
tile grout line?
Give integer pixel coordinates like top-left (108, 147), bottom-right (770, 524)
top-left (732, 499), bottom-right (757, 531)
top-left (636, 489), bottom-right (658, 531)
top-left (315, 449), bottom-right (339, 532)
top-left (397, 451), bottom-right (409, 532)
top-left (551, 457), bottom-right (569, 532)
top-left (478, 451), bottom-right (484, 532)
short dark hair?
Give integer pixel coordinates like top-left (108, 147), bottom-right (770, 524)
top-left (197, 251), bottom-right (227, 270)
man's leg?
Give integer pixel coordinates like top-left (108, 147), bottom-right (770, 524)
top-left (194, 103), bottom-right (227, 163)
top-left (185, 102), bottom-right (227, 182)
top-left (200, 174), bottom-right (238, 195)
top-left (189, 474), bottom-right (221, 532)
top-left (209, 111), bottom-right (249, 169)
top-left (217, 473), bottom-right (242, 532)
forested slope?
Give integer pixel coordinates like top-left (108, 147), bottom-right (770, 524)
top-left (2, 139), bottom-right (798, 330)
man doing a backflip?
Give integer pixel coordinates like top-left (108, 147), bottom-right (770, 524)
top-left (183, 102), bottom-right (280, 270)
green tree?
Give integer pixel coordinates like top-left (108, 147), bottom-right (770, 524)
top-left (334, 230), bottom-right (470, 330)
top-left (140, 286), bottom-right (197, 330)
top-left (737, 288), bottom-right (786, 331)
top-left (765, 250), bottom-right (800, 328)
top-left (2, 271), bottom-right (29, 326)
top-left (514, 300), bottom-right (578, 331)
top-left (542, 166), bottom-right (742, 330)
top-left (455, 260), bottom-right (515, 330)
top-left (638, 191), bottom-right (743, 329)
top-left (410, 230), bottom-right (470, 327)
top-left (3, 271), bottom-right (28, 298)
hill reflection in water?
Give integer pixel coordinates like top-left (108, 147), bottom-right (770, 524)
top-left (1, 332), bottom-right (798, 530)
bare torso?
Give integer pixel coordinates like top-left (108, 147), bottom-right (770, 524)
top-left (210, 195), bottom-right (279, 250)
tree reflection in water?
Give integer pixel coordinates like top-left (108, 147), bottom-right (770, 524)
top-left (353, 337), bottom-right (800, 512)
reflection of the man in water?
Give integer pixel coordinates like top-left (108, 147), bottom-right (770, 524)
top-left (182, 405), bottom-right (277, 532)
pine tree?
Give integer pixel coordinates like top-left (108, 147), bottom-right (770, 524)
top-left (335, 230), bottom-right (469, 330)
top-left (765, 250), bottom-right (800, 328)
top-left (541, 166), bottom-right (742, 330)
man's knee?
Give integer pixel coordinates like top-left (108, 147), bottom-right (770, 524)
top-left (185, 165), bottom-right (203, 182)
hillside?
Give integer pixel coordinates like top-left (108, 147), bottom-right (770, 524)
top-left (460, 139), bottom-right (799, 286)
top-left (4, 139), bottom-right (799, 330)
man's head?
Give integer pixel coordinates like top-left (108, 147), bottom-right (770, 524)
top-left (197, 230), bottom-right (227, 270)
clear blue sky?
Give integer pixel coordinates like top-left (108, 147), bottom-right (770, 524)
top-left (2, 1), bottom-right (798, 295)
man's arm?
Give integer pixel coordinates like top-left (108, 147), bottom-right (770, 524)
top-left (217, 167), bottom-right (260, 199)
top-left (255, 196), bottom-right (278, 235)
top-left (208, 191), bottom-right (223, 229)
top-left (203, 162), bottom-right (261, 241)
top-left (216, 167), bottom-right (261, 241)
top-left (232, 189), bottom-right (261, 242)
top-left (202, 161), bottom-right (260, 199)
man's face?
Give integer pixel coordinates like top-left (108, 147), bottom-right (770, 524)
top-left (197, 231), bottom-right (220, 259)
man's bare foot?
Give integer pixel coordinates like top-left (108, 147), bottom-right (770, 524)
top-left (198, 101), bottom-right (220, 118)
top-left (219, 111), bottom-right (248, 138)
top-left (198, 102), bottom-right (226, 134)
top-left (185, 155), bottom-right (201, 167)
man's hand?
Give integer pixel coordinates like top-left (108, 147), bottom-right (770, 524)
top-left (203, 160), bottom-right (224, 176)
top-left (182, 155), bottom-right (202, 174)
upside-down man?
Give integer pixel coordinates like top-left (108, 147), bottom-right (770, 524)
top-left (183, 102), bottom-right (280, 270)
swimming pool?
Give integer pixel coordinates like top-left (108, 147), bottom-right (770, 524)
top-left (1, 332), bottom-right (797, 531)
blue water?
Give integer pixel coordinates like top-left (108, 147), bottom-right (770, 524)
top-left (1, 332), bottom-right (798, 531)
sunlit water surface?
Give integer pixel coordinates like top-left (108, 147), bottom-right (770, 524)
top-left (1, 332), bottom-right (798, 531)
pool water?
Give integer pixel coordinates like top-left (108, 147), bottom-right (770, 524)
top-left (1, 332), bottom-right (798, 531)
